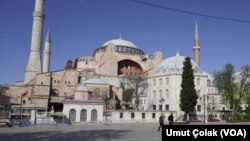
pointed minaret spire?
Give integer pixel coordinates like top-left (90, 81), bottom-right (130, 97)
top-left (194, 20), bottom-right (199, 46)
top-left (43, 30), bottom-right (51, 73)
top-left (25, 0), bottom-right (45, 83)
top-left (46, 29), bottom-right (51, 42)
top-left (193, 20), bottom-right (200, 67)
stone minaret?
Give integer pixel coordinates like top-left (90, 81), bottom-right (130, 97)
top-left (25, 0), bottom-right (45, 83)
top-left (42, 30), bottom-right (51, 73)
top-left (193, 21), bottom-right (200, 66)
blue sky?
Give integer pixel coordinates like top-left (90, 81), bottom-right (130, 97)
top-left (0, 0), bottom-right (250, 85)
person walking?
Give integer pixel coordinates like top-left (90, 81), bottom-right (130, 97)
top-left (168, 113), bottom-right (174, 125)
top-left (158, 114), bottom-right (164, 132)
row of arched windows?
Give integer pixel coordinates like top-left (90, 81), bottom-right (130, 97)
top-left (153, 78), bottom-right (169, 86)
top-left (152, 89), bottom-right (169, 99)
top-left (115, 46), bottom-right (145, 55)
top-left (153, 77), bottom-right (212, 86)
top-left (69, 109), bottom-right (97, 122)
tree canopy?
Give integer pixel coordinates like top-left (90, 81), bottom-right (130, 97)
top-left (123, 88), bottom-right (134, 104)
top-left (213, 64), bottom-right (250, 114)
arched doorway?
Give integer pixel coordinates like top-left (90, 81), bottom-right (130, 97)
top-left (80, 109), bottom-right (87, 121)
top-left (91, 109), bottom-right (97, 121)
top-left (69, 109), bottom-right (76, 122)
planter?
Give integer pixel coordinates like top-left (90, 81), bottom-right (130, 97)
top-left (172, 121), bottom-right (190, 125)
top-left (190, 120), bottom-right (202, 122)
top-left (227, 120), bottom-right (250, 122)
top-left (208, 120), bottom-right (220, 122)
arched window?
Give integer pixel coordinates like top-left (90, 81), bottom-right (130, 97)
top-left (197, 105), bottom-right (201, 112)
top-left (69, 109), bottom-right (76, 122)
top-left (197, 78), bottom-right (200, 86)
top-left (153, 79), bottom-right (156, 86)
top-left (80, 109), bottom-right (87, 121)
top-left (197, 90), bottom-right (201, 96)
top-left (207, 79), bottom-right (211, 86)
top-left (119, 46), bottom-right (122, 52)
top-left (51, 89), bottom-right (59, 97)
top-left (165, 104), bottom-right (169, 111)
top-left (165, 77), bottom-right (169, 85)
top-left (91, 109), bottom-right (97, 121)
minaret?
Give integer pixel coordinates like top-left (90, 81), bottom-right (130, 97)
top-left (25, 0), bottom-right (45, 83)
top-left (193, 21), bottom-right (200, 66)
top-left (42, 30), bottom-right (51, 73)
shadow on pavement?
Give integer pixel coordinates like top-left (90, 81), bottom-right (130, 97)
top-left (0, 129), bottom-right (132, 141)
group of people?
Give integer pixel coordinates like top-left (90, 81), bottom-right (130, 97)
top-left (158, 113), bottom-right (174, 132)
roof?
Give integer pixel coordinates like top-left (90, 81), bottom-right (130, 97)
top-left (76, 85), bottom-right (91, 92)
top-left (155, 54), bottom-right (202, 75)
top-left (11, 104), bottom-right (47, 109)
top-left (84, 78), bottom-right (108, 85)
top-left (102, 38), bottom-right (137, 48)
top-left (63, 99), bottom-right (104, 105)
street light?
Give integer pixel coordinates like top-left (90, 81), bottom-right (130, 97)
top-left (159, 97), bottom-right (165, 114)
top-left (203, 95), bottom-right (208, 124)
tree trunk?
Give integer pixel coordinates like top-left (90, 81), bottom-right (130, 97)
top-left (135, 96), bottom-right (139, 110)
top-left (135, 85), bottom-right (139, 110)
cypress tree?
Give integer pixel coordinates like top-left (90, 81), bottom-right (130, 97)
top-left (180, 57), bottom-right (198, 120)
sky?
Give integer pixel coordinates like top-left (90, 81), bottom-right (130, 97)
top-left (0, 0), bottom-right (249, 85)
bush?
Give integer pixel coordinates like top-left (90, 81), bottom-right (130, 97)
top-left (230, 114), bottom-right (242, 120)
top-left (229, 114), bottom-right (250, 120)
top-left (243, 114), bottom-right (250, 120)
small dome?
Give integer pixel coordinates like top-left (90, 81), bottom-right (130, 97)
top-left (84, 78), bottom-right (108, 85)
top-left (103, 38), bottom-right (137, 48)
top-left (155, 55), bottom-right (202, 75)
top-left (76, 85), bottom-right (90, 92)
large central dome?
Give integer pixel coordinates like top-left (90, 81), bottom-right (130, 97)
top-left (103, 38), bottom-right (137, 48)
top-left (155, 53), bottom-right (202, 75)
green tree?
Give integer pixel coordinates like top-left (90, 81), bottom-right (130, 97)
top-left (123, 89), bottom-right (134, 107)
top-left (238, 65), bottom-right (250, 113)
top-left (213, 64), bottom-right (250, 116)
top-left (213, 64), bottom-right (238, 114)
top-left (120, 75), bottom-right (147, 110)
top-left (180, 57), bottom-right (198, 121)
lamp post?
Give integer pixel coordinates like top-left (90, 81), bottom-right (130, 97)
top-left (159, 97), bottom-right (165, 115)
top-left (203, 94), bottom-right (207, 124)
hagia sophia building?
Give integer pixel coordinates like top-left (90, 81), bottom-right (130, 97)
top-left (4, 0), bottom-right (226, 123)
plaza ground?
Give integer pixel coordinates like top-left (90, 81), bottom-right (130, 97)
top-left (0, 121), bottom-right (250, 141)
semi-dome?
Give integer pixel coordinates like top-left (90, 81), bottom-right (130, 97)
top-left (103, 38), bottom-right (137, 48)
top-left (155, 53), bottom-right (202, 75)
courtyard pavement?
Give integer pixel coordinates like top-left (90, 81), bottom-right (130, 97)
top-left (0, 122), bottom-right (161, 141)
top-left (0, 121), bottom-right (250, 141)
